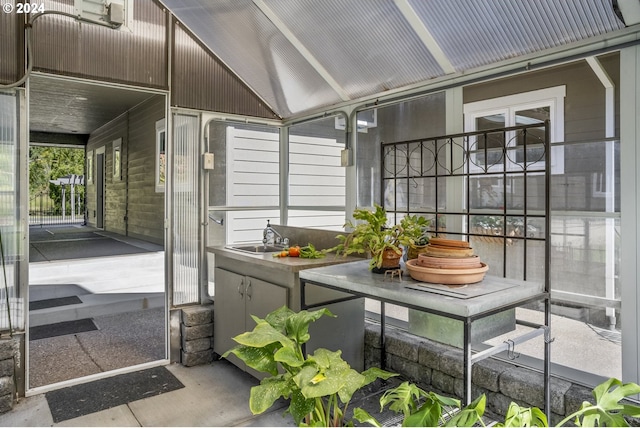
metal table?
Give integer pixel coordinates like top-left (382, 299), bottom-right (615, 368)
top-left (299, 260), bottom-right (551, 415)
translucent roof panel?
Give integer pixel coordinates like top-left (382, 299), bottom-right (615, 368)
top-left (162, 0), bottom-right (345, 118)
top-left (265, 0), bottom-right (446, 99)
top-left (162, 0), bottom-right (626, 119)
top-left (410, 0), bottom-right (625, 71)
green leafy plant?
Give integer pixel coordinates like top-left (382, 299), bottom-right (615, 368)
top-left (398, 214), bottom-right (431, 247)
top-left (354, 381), bottom-right (485, 427)
top-left (222, 306), bottom-right (397, 427)
top-left (356, 377), bottom-right (640, 427)
top-left (329, 205), bottom-right (404, 270)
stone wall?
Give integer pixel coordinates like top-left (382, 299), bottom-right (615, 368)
top-left (180, 305), bottom-right (214, 367)
top-left (364, 323), bottom-right (595, 425)
top-left (0, 337), bottom-right (18, 414)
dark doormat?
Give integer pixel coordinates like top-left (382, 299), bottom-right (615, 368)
top-left (29, 295), bottom-right (82, 311)
top-left (29, 318), bottom-right (97, 341)
top-left (45, 366), bottom-right (185, 423)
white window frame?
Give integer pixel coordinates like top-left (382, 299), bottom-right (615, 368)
top-left (463, 86), bottom-right (565, 174)
top-left (86, 150), bottom-right (94, 184)
top-left (155, 119), bottom-right (166, 193)
top-left (112, 138), bottom-right (122, 181)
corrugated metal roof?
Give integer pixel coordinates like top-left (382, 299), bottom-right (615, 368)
top-left (160, 0), bottom-right (626, 119)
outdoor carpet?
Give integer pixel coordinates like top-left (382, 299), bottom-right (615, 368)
top-left (29, 295), bottom-right (82, 311)
top-left (45, 366), bottom-right (185, 423)
top-left (29, 318), bottom-right (98, 341)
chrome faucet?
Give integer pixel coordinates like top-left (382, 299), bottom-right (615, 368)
top-left (263, 220), bottom-right (283, 246)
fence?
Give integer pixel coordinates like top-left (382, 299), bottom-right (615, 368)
top-left (29, 186), bottom-right (85, 227)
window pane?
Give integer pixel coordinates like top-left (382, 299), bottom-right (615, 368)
top-left (474, 114), bottom-right (506, 167)
top-left (515, 107), bottom-right (548, 164)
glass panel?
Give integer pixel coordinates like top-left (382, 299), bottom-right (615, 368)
top-left (515, 107), bottom-right (548, 165)
top-left (357, 92), bottom-right (446, 208)
top-left (0, 91), bottom-right (24, 331)
top-left (289, 116), bottom-right (346, 222)
top-left (206, 120), bottom-right (281, 251)
top-left (172, 113), bottom-right (200, 305)
top-left (474, 114), bottom-right (505, 167)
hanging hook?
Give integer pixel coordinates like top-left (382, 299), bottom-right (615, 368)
top-left (504, 339), bottom-right (520, 360)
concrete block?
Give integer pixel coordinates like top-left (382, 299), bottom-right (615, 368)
top-left (472, 358), bottom-right (513, 392)
top-left (182, 338), bottom-right (211, 354)
top-left (181, 349), bottom-right (213, 367)
top-left (385, 330), bottom-right (420, 362)
top-left (431, 370), bottom-right (455, 394)
top-left (181, 305), bottom-right (213, 327)
top-left (0, 377), bottom-right (13, 397)
top-left (0, 339), bottom-right (17, 361)
top-left (0, 394), bottom-right (13, 414)
top-left (386, 353), bottom-right (431, 386)
top-left (0, 360), bottom-right (13, 378)
top-left (499, 367), bottom-right (571, 415)
top-left (439, 349), bottom-right (463, 378)
top-left (364, 323), bottom-right (381, 349)
top-left (181, 323), bottom-right (213, 341)
top-left (563, 383), bottom-right (592, 416)
top-left (417, 339), bottom-right (454, 370)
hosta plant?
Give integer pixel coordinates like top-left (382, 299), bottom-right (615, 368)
top-left (223, 306), bottom-right (397, 427)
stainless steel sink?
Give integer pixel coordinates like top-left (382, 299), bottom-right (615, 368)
top-left (226, 244), bottom-right (284, 253)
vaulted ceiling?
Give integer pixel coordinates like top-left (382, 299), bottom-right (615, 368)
top-left (160, 0), bottom-right (630, 119)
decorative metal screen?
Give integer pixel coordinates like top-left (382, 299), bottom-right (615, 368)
top-left (171, 113), bottom-right (200, 305)
top-left (382, 121), bottom-right (550, 284)
top-left (0, 91), bottom-right (24, 331)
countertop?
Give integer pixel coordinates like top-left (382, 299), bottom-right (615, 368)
top-left (299, 260), bottom-right (546, 319)
top-left (207, 245), bottom-right (362, 273)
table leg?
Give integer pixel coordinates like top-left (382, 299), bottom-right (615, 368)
top-left (380, 302), bottom-right (386, 369)
top-left (464, 319), bottom-right (472, 405)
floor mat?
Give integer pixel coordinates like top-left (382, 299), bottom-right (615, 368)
top-left (29, 296), bottom-right (82, 311)
top-left (29, 318), bottom-right (97, 341)
top-left (45, 366), bottom-right (185, 423)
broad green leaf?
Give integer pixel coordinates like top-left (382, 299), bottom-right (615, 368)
top-left (226, 344), bottom-right (279, 375)
top-left (576, 378), bottom-right (640, 427)
top-left (352, 408), bottom-right (382, 427)
top-left (263, 305), bottom-right (295, 332)
top-left (498, 402), bottom-right (548, 427)
top-left (285, 308), bottom-right (335, 345)
top-left (445, 394), bottom-right (486, 427)
top-left (336, 369), bottom-right (367, 403)
top-left (404, 398), bottom-right (443, 427)
top-left (274, 345), bottom-right (304, 368)
top-left (287, 388), bottom-right (316, 426)
top-left (380, 381), bottom-right (427, 417)
top-left (249, 375), bottom-right (292, 414)
top-left (233, 320), bottom-right (294, 349)
top-left (361, 367), bottom-right (398, 385)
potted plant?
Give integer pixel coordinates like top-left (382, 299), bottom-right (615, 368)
top-left (330, 205), bottom-right (404, 272)
top-left (223, 306), bottom-right (397, 427)
top-left (398, 214), bottom-right (431, 260)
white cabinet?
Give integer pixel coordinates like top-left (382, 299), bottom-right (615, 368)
top-left (213, 267), bottom-right (288, 374)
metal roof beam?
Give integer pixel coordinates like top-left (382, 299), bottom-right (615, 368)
top-left (394, 0), bottom-right (456, 75)
top-left (252, 0), bottom-right (350, 101)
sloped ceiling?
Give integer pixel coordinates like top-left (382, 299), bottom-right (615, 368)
top-left (160, 0), bottom-right (626, 119)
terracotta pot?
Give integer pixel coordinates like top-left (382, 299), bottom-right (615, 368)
top-left (407, 244), bottom-right (428, 260)
top-left (406, 259), bottom-right (489, 284)
top-left (380, 248), bottom-right (402, 269)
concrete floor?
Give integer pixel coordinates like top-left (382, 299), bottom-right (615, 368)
top-left (2, 224), bottom-right (621, 425)
top-left (0, 361), bottom-right (298, 427)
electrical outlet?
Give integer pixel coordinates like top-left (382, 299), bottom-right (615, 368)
top-left (340, 149), bottom-right (352, 167)
top-left (202, 153), bottom-right (215, 170)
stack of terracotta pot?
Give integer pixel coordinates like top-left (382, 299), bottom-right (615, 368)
top-left (405, 238), bottom-right (488, 284)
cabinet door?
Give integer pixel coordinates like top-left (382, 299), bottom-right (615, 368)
top-left (244, 276), bottom-right (288, 379)
top-left (213, 268), bottom-right (247, 368)
top-left (244, 276), bottom-right (288, 327)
